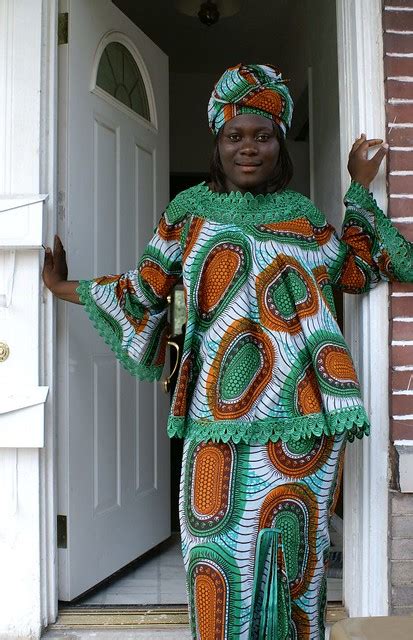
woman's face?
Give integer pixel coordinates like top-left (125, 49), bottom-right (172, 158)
top-left (218, 114), bottom-right (280, 194)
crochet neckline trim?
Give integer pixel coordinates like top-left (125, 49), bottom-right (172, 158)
top-left (197, 181), bottom-right (294, 203)
top-left (168, 182), bottom-right (325, 226)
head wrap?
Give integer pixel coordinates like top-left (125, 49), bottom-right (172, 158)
top-left (208, 63), bottom-right (293, 137)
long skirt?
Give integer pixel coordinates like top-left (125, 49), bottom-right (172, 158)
top-left (179, 432), bottom-right (347, 640)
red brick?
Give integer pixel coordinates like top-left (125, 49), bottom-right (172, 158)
top-left (388, 127), bottom-right (413, 146)
top-left (385, 1), bottom-right (413, 7)
top-left (387, 102), bottom-right (413, 122)
top-left (392, 281), bottom-right (413, 293)
top-left (391, 420), bottom-right (413, 440)
top-left (389, 174), bottom-right (413, 192)
top-left (391, 393), bottom-right (413, 414)
top-left (392, 344), bottom-right (413, 366)
top-left (389, 197), bottom-right (413, 217)
top-left (392, 319), bottom-right (413, 339)
top-left (385, 56), bottom-right (413, 79)
top-left (391, 369), bottom-right (413, 390)
top-left (386, 79), bottom-right (413, 100)
top-left (384, 32), bottom-right (413, 55)
top-left (384, 11), bottom-right (413, 32)
top-left (393, 221), bottom-right (413, 239)
top-left (392, 295), bottom-right (413, 316)
top-left (389, 150), bottom-right (413, 172)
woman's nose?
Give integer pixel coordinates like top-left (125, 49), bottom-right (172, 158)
top-left (240, 140), bottom-right (258, 155)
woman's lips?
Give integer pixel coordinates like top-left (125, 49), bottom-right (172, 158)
top-left (236, 163), bottom-right (261, 172)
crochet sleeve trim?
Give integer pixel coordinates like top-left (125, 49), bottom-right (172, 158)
top-left (345, 181), bottom-right (413, 282)
top-left (77, 280), bottom-right (163, 381)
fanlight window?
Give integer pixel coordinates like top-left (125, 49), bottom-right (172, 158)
top-left (96, 42), bottom-right (150, 120)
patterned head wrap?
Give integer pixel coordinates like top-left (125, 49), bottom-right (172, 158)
top-left (208, 63), bottom-right (293, 137)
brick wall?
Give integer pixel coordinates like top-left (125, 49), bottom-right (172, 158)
top-left (383, 0), bottom-right (413, 615)
top-left (384, 0), bottom-right (413, 442)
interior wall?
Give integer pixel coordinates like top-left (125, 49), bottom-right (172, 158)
top-left (169, 71), bottom-right (216, 175)
top-left (306, 0), bottom-right (341, 228)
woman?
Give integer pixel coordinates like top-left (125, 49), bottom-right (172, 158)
top-left (43, 64), bottom-right (413, 639)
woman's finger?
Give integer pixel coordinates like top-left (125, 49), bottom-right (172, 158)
top-left (371, 144), bottom-right (388, 166)
top-left (352, 139), bottom-right (385, 161)
top-left (351, 134), bottom-right (366, 151)
top-left (364, 138), bottom-right (384, 147)
top-left (54, 235), bottom-right (67, 261)
top-left (42, 248), bottom-right (54, 274)
top-left (352, 137), bottom-right (384, 154)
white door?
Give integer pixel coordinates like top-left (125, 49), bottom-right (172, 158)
top-left (57, 0), bottom-right (170, 600)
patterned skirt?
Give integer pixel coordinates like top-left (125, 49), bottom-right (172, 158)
top-left (179, 433), bottom-right (346, 640)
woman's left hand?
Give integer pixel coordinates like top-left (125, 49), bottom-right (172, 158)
top-left (347, 134), bottom-right (388, 190)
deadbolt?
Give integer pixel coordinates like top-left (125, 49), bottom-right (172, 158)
top-left (0, 342), bottom-right (10, 362)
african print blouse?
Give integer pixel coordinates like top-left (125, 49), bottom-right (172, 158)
top-left (77, 181), bottom-right (413, 445)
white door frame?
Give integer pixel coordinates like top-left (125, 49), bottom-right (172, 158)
top-left (337, 0), bottom-right (389, 616)
top-left (40, 0), bottom-right (60, 629)
top-left (30, 0), bottom-right (388, 632)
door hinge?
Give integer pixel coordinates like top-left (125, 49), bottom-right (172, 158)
top-left (57, 514), bottom-right (67, 548)
top-left (58, 12), bottom-right (68, 45)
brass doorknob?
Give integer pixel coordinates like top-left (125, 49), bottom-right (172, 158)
top-left (0, 342), bottom-right (10, 362)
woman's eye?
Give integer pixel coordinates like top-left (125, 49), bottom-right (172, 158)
top-left (228, 134), bottom-right (240, 142)
top-left (257, 134), bottom-right (270, 142)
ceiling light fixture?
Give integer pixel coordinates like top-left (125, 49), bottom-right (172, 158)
top-left (175, 0), bottom-right (241, 27)
top-left (198, 1), bottom-right (220, 26)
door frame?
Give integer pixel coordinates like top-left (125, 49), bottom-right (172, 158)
top-left (37, 0), bottom-right (389, 627)
top-left (337, 0), bottom-right (390, 616)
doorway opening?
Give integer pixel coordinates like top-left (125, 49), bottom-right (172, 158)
top-left (56, 0), bottom-right (347, 613)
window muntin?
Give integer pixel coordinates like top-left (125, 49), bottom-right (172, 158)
top-left (96, 42), bottom-right (150, 120)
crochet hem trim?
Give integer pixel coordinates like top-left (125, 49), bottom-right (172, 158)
top-left (166, 406), bottom-right (370, 444)
top-left (77, 280), bottom-right (163, 382)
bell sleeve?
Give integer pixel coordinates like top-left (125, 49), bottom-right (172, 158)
top-left (76, 211), bottom-right (184, 380)
top-left (315, 181), bottom-right (413, 293)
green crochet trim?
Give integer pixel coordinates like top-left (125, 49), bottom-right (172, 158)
top-left (167, 406), bottom-right (370, 444)
top-left (77, 280), bottom-right (163, 382)
top-left (166, 182), bottom-right (326, 227)
top-left (345, 181), bottom-right (413, 282)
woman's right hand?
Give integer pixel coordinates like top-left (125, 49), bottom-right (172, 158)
top-left (42, 235), bottom-right (81, 303)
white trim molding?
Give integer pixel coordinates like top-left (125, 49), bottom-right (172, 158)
top-left (0, 0), bottom-right (58, 638)
top-left (337, 0), bottom-right (390, 617)
top-left (0, 195), bottom-right (47, 247)
top-left (0, 386), bottom-right (49, 447)
top-left (394, 440), bottom-right (413, 492)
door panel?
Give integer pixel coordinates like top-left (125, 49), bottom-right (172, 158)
top-left (58, 0), bottom-right (170, 600)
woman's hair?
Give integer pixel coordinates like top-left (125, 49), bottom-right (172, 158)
top-left (209, 124), bottom-right (294, 193)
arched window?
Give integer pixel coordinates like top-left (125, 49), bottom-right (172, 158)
top-left (96, 42), bottom-right (150, 120)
